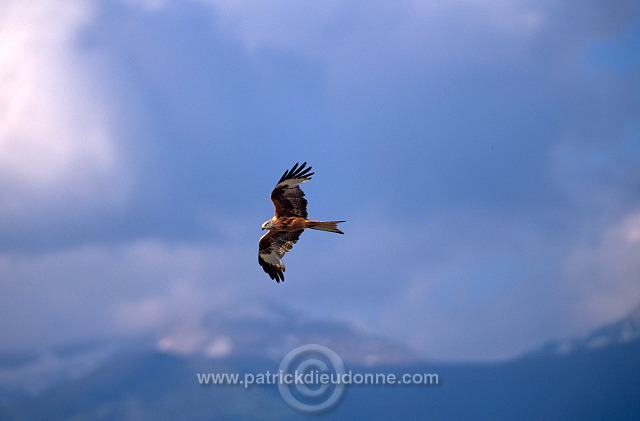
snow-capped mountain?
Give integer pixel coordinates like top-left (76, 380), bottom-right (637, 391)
top-left (527, 304), bottom-right (640, 357)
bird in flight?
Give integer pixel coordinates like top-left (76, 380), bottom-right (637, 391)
top-left (259, 162), bottom-right (345, 283)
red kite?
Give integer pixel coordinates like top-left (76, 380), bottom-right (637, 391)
top-left (259, 162), bottom-right (345, 282)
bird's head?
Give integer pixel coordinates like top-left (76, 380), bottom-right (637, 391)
top-left (261, 220), bottom-right (273, 230)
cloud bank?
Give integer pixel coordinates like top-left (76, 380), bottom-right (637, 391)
top-left (0, 0), bottom-right (638, 361)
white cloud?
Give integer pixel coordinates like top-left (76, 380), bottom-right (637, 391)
top-left (562, 210), bottom-right (640, 332)
top-left (0, 0), bottom-right (131, 221)
top-left (369, 206), bottom-right (640, 361)
top-left (0, 239), bottom-right (258, 352)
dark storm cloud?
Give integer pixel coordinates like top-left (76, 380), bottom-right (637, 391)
top-left (1, 0), bottom-right (638, 360)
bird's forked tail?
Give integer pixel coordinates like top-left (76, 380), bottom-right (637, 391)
top-left (307, 220), bottom-right (345, 234)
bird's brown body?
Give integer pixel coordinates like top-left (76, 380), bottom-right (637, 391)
top-left (266, 216), bottom-right (308, 231)
top-left (264, 216), bottom-right (344, 234)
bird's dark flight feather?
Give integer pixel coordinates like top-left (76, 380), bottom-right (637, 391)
top-left (271, 162), bottom-right (314, 219)
top-left (258, 229), bottom-right (304, 282)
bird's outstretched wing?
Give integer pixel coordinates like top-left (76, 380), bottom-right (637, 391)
top-left (270, 162), bottom-right (314, 218)
top-left (258, 229), bottom-right (304, 282)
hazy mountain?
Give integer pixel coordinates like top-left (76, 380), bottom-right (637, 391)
top-left (0, 306), bottom-right (417, 409)
top-left (1, 307), bottom-right (639, 420)
top-left (160, 306), bottom-right (421, 365)
top-left (527, 304), bottom-right (640, 357)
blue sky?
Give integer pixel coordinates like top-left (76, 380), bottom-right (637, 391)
top-left (1, 0), bottom-right (639, 362)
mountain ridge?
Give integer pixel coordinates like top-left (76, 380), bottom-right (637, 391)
top-left (525, 304), bottom-right (640, 358)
